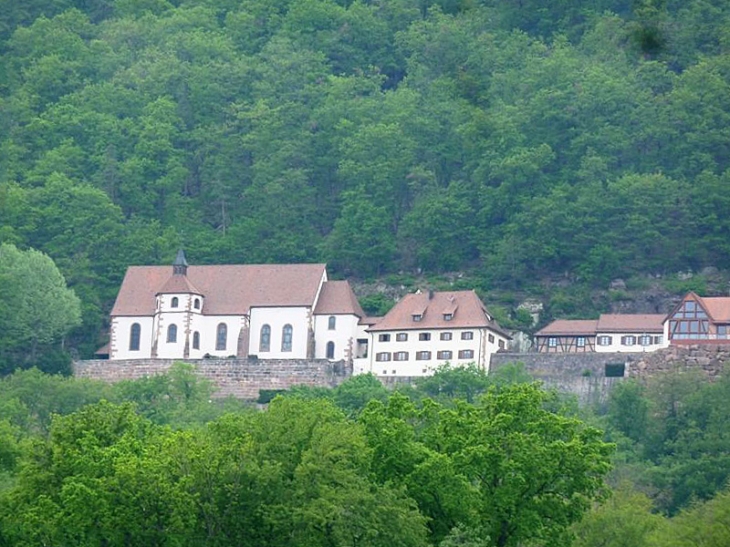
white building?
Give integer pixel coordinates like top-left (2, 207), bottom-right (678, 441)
top-left (108, 251), bottom-right (366, 361)
top-left (534, 314), bottom-right (667, 353)
top-left (358, 290), bottom-right (510, 376)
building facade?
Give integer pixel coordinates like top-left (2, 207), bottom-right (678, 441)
top-left (535, 314), bottom-right (666, 353)
top-left (357, 290), bottom-right (510, 376)
top-left (664, 292), bottom-right (730, 344)
top-left (108, 252), bottom-right (366, 362)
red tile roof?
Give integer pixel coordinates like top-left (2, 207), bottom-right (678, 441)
top-left (596, 314), bottom-right (664, 333)
top-left (157, 274), bottom-right (203, 295)
top-left (314, 281), bottom-right (365, 317)
top-left (699, 296), bottom-right (730, 322)
top-left (535, 320), bottom-right (599, 337)
top-left (368, 290), bottom-right (508, 336)
top-left (111, 264), bottom-right (327, 316)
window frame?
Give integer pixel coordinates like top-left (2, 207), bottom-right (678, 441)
top-left (458, 349), bottom-right (474, 359)
top-left (171, 296), bottom-right (179, 308)
top-left (281, 324), bottom-right (293, 352)
top-left (328, 316), bottom-right (336, 330)
top-left (260, 324), bottom-right (271, 353)
top-left (396, 333), bottom-right (408, 342)
top-left (416, 351), bottom-right (431, 361)
top-left (461, 331), bottom-right (474, 340)
top-left (440, 332), bottom-right (452, 341)
top-left (167, 324), bottom-right (177, 343)
top-left (216, 323), bottom-right (227, 351)
top-left (192, 331), bottom-right (200, 350)
top-left (129, 323), bottom-right (141, 351)
top-left (419, 333), bottom-right (431, 341)
top-left (393, 351), bottom-right (409, 361)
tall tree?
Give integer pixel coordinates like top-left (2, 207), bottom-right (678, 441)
top-left (0, 244), bottom-right (81, 374)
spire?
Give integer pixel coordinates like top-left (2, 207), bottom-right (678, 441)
top-left (173, 249), bottom-right (188, 276)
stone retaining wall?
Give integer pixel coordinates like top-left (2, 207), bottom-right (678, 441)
top-left (490, 352), bottom-right (640, 405)
top-left (74, 358), bottom-right (351, 400)
top-left (491, 345), bottom-right (730, 405)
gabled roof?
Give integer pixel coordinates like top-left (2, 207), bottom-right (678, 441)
top-left (535, 320), bottom-right (599, 337)
top-left (698, 297), bottom-right (730, 322)
top-left (596, 314), bottom-right (664, 333)
top-left (314, 281), bottom-right (365, 317)
top-left (111, 263), bottom-right (327, 316)
top-left (368, 290), bottom-right (508, 337)
top-left (664, 292), bottom-right (730, 323)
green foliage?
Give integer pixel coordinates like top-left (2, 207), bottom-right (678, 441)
top-left (110, 362), bottom-right (221, 426)
top-left (359, 293), bottom-right (397, 316)
top-left (662, 273), bottom-right (708, 296)
top-left (0, 244), bottom-right (81, 374)
top-left (359, 384), bottom-right (614, 546)
top-left (573, 484), bottom-right (665, 547)
top-left (647, 486), bottom-right (730, 547)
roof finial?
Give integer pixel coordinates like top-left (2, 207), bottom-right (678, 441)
top-left (173, 249), bottom-right (188, 276)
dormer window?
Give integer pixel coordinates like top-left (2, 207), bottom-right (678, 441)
top-left (413, 314), bottom-right (422, 322)
top-left (443, 313), bottom-right (453, 321)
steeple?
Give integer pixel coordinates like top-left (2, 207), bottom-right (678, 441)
top-left (173, 249), bottom-right (188, 276)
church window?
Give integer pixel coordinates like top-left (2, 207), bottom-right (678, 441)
top-left (328, 316), bottom-right (336, 330)
top-left (171, 297), bottom-right (179, 308)
top-left (282, 324), bottom-right (293, 352)
top-left (260, 325), bottom-right (271, 352)
top-left (326, 341), bottom-right (335, 359)
top-left (194, 298), bottom-right (200, 309)
top-left (167, 324), bottom-right (177, 343)
top-left (129, 323), bottom-right (141, 351)
top-left (216, 323), bottom-right (227, 351)
top-left (193, 331), bottom-right (200, 350)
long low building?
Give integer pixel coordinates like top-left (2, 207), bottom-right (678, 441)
top-left (535, 314), bottom-right (666, 353)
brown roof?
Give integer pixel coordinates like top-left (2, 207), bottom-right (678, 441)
top-left (699, 296), bottom-right (730, 322)
top-left (597, 314), bottom-right (664, 333)
top-left (157, 274), bottom-right (203, 295)
top-left (111, 264), bottom-right (327, 316)
top-left (368, 290), bottom-right (508, 336)
top-left (314, 281), bottom-right (365, 317)
top-left (360, 316), bottom-right (381, 326)
top-left (536, 320), bottom-right (598, 337)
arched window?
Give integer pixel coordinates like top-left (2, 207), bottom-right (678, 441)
top-left (282, 324), bottom-right (293, 352)
top-left (260, 325), bottom-right (271, 352)
top-left (194, 298), bottom-right (200, 309)
top-left (192, 331), bottom-right (200, 350)
top-left (129, 323), bottom-right (141, 351)
top-left (216, 323), bottom-right (227, 351)
top-left (171, 297), bottom-right (179, 308)
top-left (167, 324), bottom-right (177, 343)
top-left (326, 341), bottom-right (335, 359)
top-left (328, 316), bottom-right (336, 330)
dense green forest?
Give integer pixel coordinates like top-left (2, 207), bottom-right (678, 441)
top-left (2, 364), bottom-right (730, 546)
top-left (2, 0), bottom-right (730, 361)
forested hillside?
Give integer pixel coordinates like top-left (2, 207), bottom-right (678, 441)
top-left (2, 0), bottom-right (730, 359)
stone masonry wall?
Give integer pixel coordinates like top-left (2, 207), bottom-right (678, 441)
top-left (490, 352), bottom-right (640, 405)
top-left (74, 358), bottom-right (352, 400)
top-left (491, 344), bottom-right (730, 405)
